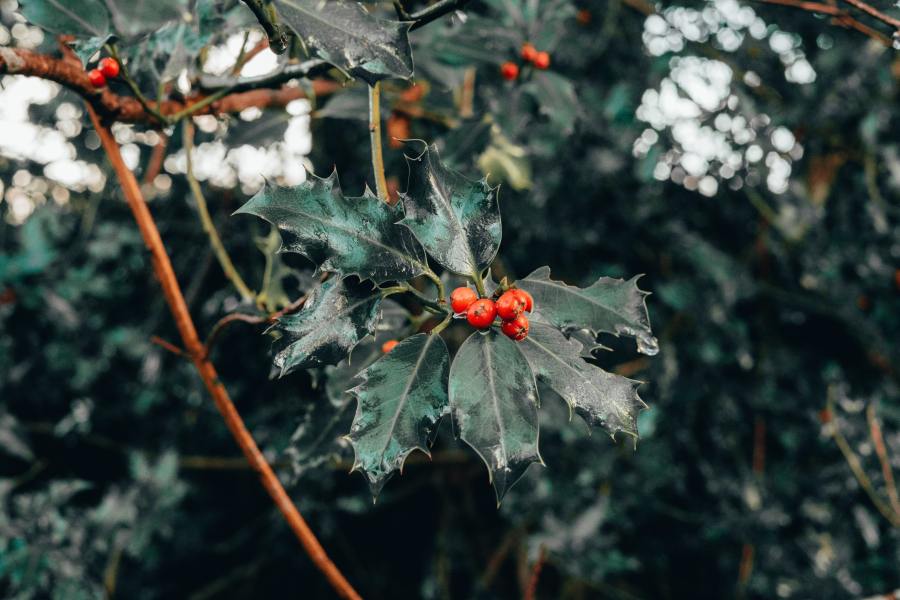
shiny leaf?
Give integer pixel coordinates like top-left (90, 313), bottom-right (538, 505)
top-left (347, 333), bottom-right (450, 496)
top-left (271, 276), bottom-right (382, 376)
top-left (235, 171), bottom-right (427, 284)
top-left (21, 0), bottom-right (110, 39)
top-left (449, 330), bottom-right (541, 503)
top-left (518, 266), bottom-right (658, 356)
top-left (274, 0), bottom-right (413, 84)
top-left (400, 144), bottom-right (500, 276)
top-left (518, 322), bottom-right (645, 438)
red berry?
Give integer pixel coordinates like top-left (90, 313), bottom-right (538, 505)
top-left (450, 287), bottom-right (478, 313)
top-left (500, 61), bottom-right (519, 81)
top-left (466, 298), bottom-right (497, 329)
top-left (513, 289), bottom-right (533, 312)
top-left (501, 314), bottom-right (529, 341)
top-left (496, 290), bottom-right (527, 320)
top-left (521, 43), bottom-right (538, 62)
top-left (533, 51), bottom-right (550, 70)
top-left (381, 339), bottom-right (399, 353)
top-left (98, 57), bottom-right (120, 78)
top-left (87, 69), bottom-right (107, 88)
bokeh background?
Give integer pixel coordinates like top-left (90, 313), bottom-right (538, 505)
top-left (1, 0), bottom-right (899, 598)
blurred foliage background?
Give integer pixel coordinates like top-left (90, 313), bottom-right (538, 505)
top-left (1, 0), bottom-right (899, 598)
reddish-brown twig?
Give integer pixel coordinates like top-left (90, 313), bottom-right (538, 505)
top-left (85, 104), bottom-right (362, 600)
top-left (866, 404), bottom-right (900, 518)
top-left (523, 546), bottom-right (547, 600)
top-left (142, 134), bottom-right (168, 186)
top-left (0, 47), bottom-right (338, 126)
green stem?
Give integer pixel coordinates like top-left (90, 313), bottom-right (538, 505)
top-left (183, 121), bottom-right (255, 302)
top-left (472, 268), bottom-right (487, 297)
top-left (369, 82), bottom-right (389, 202)
top-left (423, 269), bottom-right (446, 303)
top-left (108, 44), bottom-right (169, 125)
top-left (168, 88), bottom-right (232, 123)
top-left (430, 313), bottom-right (453, 335)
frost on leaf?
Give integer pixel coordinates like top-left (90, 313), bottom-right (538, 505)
top-left (235, 171), bottom-right (427, 285)
top-left (274, 0), bottom-right (414, 84)
top-left (517, 322), bottom-right (646, 438)
top-left (347, 334), bottom-right (450, 497)
top-left (449, 330), bottom-right (541, 504)
top-left (399, 144), bottom-right (501, 277)
top-left (518, 266), bottom-right (658, 356)
top-left (271, 276), bottom-right (382, 376)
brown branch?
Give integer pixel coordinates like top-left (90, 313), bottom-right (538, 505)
top-left (204, 293), bottom-right (309, 355)
top-left (142, 133), bottom-right (168, 186)
top-left (523, 546), bottom-right (547, 600)
top-left (867, 404), bottom-right (900, 518)
top-left (150, 335), bottom-right (188, 358)
top-left (0, 47), bottom-right (337, 126)
top-left (85, 104), bottom-right (362, 600)
top-left (751, 0), bottom-right (893, 45)
top-left (840, 0), bottom-right (900, 29)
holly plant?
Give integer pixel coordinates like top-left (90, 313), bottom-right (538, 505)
top-left (236, 142), bottom-right (658, 501)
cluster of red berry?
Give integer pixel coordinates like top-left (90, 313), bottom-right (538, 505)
top-left (450, 286), bottom-right (534, 341)
top-left (86, 57), bottom-right (120, 88)
top-left (500, 43), bottom-right (551, 81)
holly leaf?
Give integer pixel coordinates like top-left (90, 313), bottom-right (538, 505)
top-left (449, 330), bottom-right (542, 504)
top-left (399, 144), bottom-right (500, 277)
top-left (71, 35), bottom-right (112, 66)
top-left (21, 0), bottom-right (110, 40)
top-left (518, 267), bottom-right (658, 356)
top-left (523, 71), bottom-right (579, 135)
top-left (273, 0), bottom-right (414, 84)
top-left (518, 322), bottom-right (645, 438)
top-left (104, 0), bottom-right (186, 39)
top-left (235, 171), bottom-right (428, 284)
top-left (347, 333), bottom-right (450, 496)
top-left (271, 276), bottom-right (382, 376)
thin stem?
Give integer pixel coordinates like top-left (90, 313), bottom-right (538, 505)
top-left (107, 44), bottom-right (169, 125)
top-left (827, 388), bottom-right (900, 527)
top-left (472, 268), bottom-right (487, 297)
top-left (85, 103), bottom-right (362, 600)
top-left (241, 0), bottom-right (289, 53)
top-left (423, 269), bottom-right (446, 303)
top-left (840, 0), bottom-right (900, 29)
top-left (402, 282), bottom-right (448, 313)
top-left (407, 0), bottom-right (473, 30)
top-left (183, 120), bottom-right (255, 302)
top-left (866, 404), bottom-right (900, 518)
top-left (369, 82), bottom-right (389, 202)
top-left (169, 88), bottom-right (232, 123)
top-left (430, 313), bottom-right (453, 335)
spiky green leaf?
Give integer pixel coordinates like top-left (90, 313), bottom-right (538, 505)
top-left (347, 334), bottom-right (450, 496)
top-left (399, 144), bottom-right (500, 276)
top-left (20, 0), bottom-right (110, 39)
top-left (518, 322), bottom-right (645, 438)
top-left (273, 0), bottom-right (413, 84)
top-left (271, 276), bottom-right (382, 376)
top-left (449, 330), bottom-right (541, 503)
top-left (104, 0), bottom-right (186, 39)
top-left (518, 266), bottom-right (658, 355)
top-left (235, 171), bottom-right (427, 284)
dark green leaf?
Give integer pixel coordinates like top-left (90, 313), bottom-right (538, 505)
top-left (399, 144), bottom-right (500, 276)
top-left (104, 0), bottom-right (186, 39)
top-left (524, 71), bottom-right (579, 134)
top-left (518, 322), bottom-right (645, 438)
top-left (347, 333), bottom-right (450, 496)
top-left (235, 171), bottom-right (428, 284)
top-left (519, 267), bottom-right (658, 355)
top-left (21, 0), bottom-right (110, 39)
top-left (449, 330), bottom-right (541, 503)
top-left (273, 0), bottom-right (413, 84)
top-left (271, 276), bottom-right (382, 376)
top-left (71, 35), bottom-right (112, 66)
